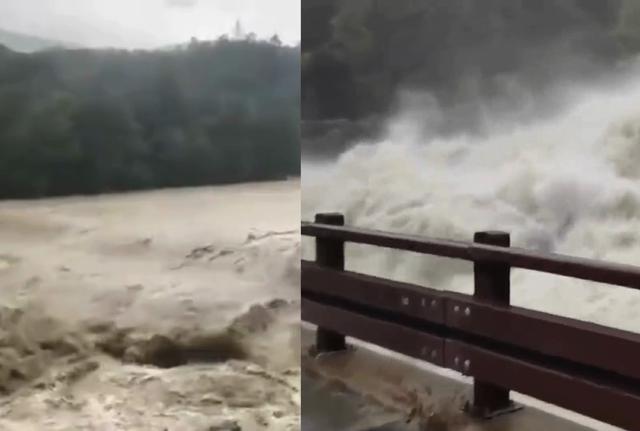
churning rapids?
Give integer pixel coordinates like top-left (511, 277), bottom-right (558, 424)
top-left (0, 180), bottom-right (300, 430)
top-left (303, 62), bottom-right (640, 336)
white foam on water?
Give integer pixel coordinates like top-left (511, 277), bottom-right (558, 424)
top-left (302, 66), bottom-right (640, 430)
top-left (303, 63), bottom-right (640, 334)
top-left (0, 181), bottom-right (301, 430)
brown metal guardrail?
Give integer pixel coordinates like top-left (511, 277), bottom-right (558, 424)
top-left (302, 213), bottom-right (640, 430)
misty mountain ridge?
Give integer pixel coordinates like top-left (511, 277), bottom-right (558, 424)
top-left (0, 28), bottom-right (79, 53)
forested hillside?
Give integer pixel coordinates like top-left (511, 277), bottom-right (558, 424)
top-left (0, 36), bottom-right (300, 199)
top-left (303, 0), bottom-right (640, 120)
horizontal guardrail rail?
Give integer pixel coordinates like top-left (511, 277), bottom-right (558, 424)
top-left (302, 212), bottom-right (640, 430)
top-left (302, 221), bottom-right (640, 289)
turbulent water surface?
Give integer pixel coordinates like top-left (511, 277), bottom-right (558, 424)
top-left (303, 63), bottom-right (640, 334)
top-left (0, 180), bottom-right (300, 430)
top-left (302, 65), bottom-right (640, 429)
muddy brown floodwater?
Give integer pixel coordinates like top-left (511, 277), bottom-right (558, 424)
top-left (302, 370), bottom-right (409, 431)
top-left (0, 180), bottom-right (300, 430)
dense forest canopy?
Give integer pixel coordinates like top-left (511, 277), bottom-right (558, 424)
top-left (0, 35), bottom-right (300, 199)
top-left (302, 0), bottom-right (640, 121)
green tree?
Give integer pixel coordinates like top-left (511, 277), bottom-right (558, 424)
top-left (0, 34), bottom-right (300, 199)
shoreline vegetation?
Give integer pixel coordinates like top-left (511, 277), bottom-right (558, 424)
top-left (0, 33), bottom-right (300, 200)
top-left (302, 0), bottom-right (640, 122)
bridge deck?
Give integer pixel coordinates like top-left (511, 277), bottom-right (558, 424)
top-left (302, 326), bottom-right (614, 431)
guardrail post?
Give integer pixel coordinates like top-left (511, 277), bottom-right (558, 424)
top-left (471, 230), bottom-right (519, 418)
top-left (314, 212), bottom-right (347, 353)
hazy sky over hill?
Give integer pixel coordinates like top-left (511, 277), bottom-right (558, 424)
top-left (0, 0), bottom-right (300, 49)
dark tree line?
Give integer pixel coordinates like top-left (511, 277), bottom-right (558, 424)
top-left (0, 36), bottom-right (300, 199)
top-left (303, 0), bottom-right (638, 121)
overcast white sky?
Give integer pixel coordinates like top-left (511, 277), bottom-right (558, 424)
top-left (0, 0), bottom-right (300, 49)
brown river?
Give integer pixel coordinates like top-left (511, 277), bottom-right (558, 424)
top-left (0, 180), bottom-right (300, 430)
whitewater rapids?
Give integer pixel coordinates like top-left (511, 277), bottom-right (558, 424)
top-left (302, 66), bottom-right (640, 335)
top-left (0, 180), bottom-right (300, 430)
